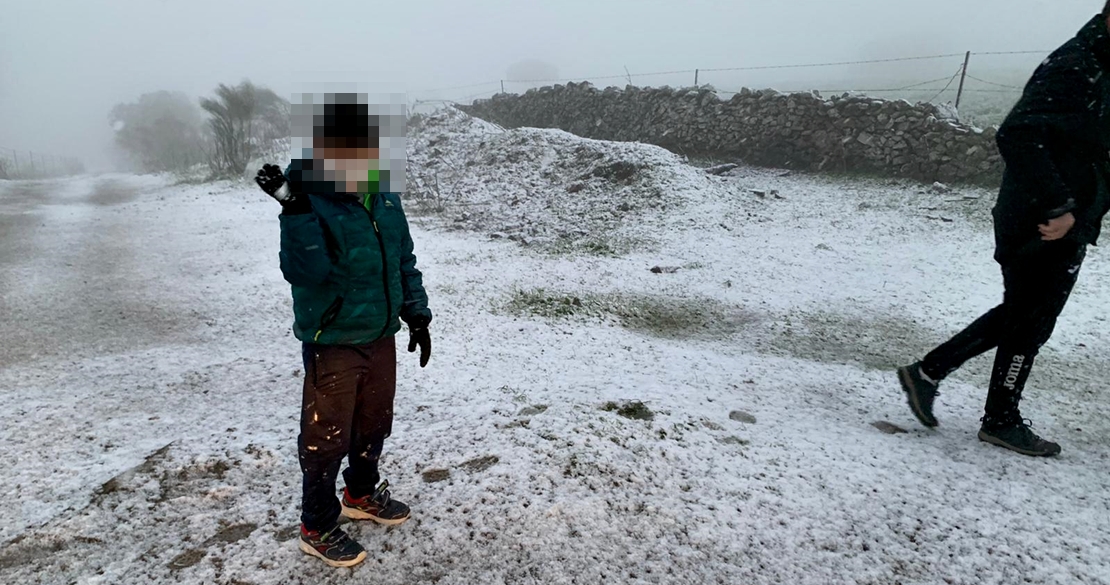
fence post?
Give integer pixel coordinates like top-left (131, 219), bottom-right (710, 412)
top-left (29, 151), bottom-right (35, 176)
top-left (500, 80), bottom-right (505, 93)
top-left (694, 69), bottom-right (699, 86)
top-left (955, 51), bottom-right (971, 110)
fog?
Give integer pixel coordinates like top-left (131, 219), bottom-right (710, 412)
top-left (0, 0), bottom-right (1099, 171)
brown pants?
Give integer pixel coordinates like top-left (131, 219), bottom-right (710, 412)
top-left (299, 336), bottom-right (397, 531)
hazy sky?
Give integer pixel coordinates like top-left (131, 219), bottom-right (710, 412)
top-left (0, 0), bottom-right (1100, 170)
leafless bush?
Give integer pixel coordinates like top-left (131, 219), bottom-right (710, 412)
top-left (200, 81), bottom-right (288, 178)
top-left (109, 91), bottom-right (208, 173)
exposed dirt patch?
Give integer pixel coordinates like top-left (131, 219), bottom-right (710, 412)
top-left (422, 468), bottom-right (451, 483)
top-left (0, 212), bottom-right (38, 268)
top-left (0, 181), bottom-right (53, 213)
top-left (272, 525), bottom-right (300, 542)
top-left (205, 523), bottom-right (257, 546)
top-left (749, 310), bottom-right (941, 372)
top-left (88, 178), bottom-right (140, 206)
top-left (0, 536), bottom-right (66, 570)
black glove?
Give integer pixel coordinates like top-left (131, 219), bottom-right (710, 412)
top-left (406, 315), bottom-right (432, 368)
top-left (255, 164), bottom-right (310, 214)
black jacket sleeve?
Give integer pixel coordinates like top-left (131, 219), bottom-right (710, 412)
top-left (995, 53), bottom-right (1102, 219)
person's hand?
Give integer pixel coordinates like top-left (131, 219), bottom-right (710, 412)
top-left (255, 164), bottom-right (292, 202)
top-left (256, 163), bottom-right (311, 214)
top-left (406, 315), bottom-right (431, 368)
top-left (1040, 212), bottom-right (1076, 241)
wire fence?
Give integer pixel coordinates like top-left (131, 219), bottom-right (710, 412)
top-left (0, 147), bottom-right (85, 180)
top-left (411, 50), bottom-right (1050, 125)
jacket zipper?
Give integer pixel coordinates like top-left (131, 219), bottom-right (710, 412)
top-left (313, 296), bottom-right (345, 342)
top-left (364, 194), bottom-right (394, 341)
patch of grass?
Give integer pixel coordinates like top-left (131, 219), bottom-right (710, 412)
top-left (506, 288), bottom-right (590, 319)
top-left (612, 296), bottom-right (740, 339)
top-left (601, 400), bottom-right (655, 421)
top-left (505, 288), bottom-right (753, 340)
top-left (542, 233), bottom-right (648, 258)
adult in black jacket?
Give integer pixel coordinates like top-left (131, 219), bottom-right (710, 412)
top-left (898, 8), bottom-right (1110, 457)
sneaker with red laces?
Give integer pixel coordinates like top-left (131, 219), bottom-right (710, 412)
top-left (341, 480), bottom-right (411, 526)
top-left (298, 524), bottom-right (367, 568)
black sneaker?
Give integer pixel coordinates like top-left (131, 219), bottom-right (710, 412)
top-left (341, 480), bottom-right (411, 526)
top-left (897, 363), bottom-right (939, 428)
top-left (298, 524), bottom-right (367, 568)
top-left (978, 419), bottom-right (1061, 457)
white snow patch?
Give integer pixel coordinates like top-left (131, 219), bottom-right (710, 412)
top-left (1, 126), bottom-right (1109, 585)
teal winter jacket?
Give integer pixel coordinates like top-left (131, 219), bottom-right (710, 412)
top-left (279, 188), bottom-right (431, 345)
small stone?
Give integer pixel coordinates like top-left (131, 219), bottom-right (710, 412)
top-left (518, 405), bottom-right (549, 417)
top-left (460, 455), bottom-right (500, 473)
top-left (704, 163), bottom-right (739, 175)
top-left (729, 410), bottom-right (757, 424)
top-left (273, 525), bottom-right (300, 542)
top-left (872, 421), bottom-right (908, 435)
top-left (167, 549), bottom-right (205, 570)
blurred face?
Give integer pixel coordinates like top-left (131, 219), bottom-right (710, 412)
top-left (292, 93), bottom-right (406, 193)
top-left (315, 140), bottom-right (379, 192)
top-left (320, 146), bottom-right (377, 172)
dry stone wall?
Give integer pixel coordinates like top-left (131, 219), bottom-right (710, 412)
top-left (460, 82), bottom-right (1004, 186)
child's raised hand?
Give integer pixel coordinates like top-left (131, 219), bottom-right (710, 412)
top-left (255, 164), bottom-right (290, 201)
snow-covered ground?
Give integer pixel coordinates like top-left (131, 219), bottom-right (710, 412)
top-left (2, 116), bottom-right (1110, 584)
